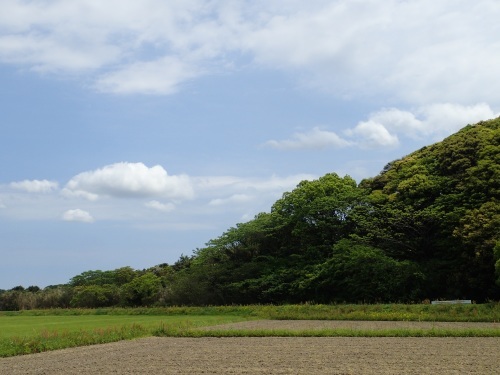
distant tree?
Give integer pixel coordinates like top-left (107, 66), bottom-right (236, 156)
top-left (113, 267), bottom-right (137, 285)
top-left (69, 270), bottom-right (114, 287)
top-left (308, 240), bottom-right (424, 303)
top-left (121, 273), bottom-right (162, 306)
top-left (0, 290), bottom-right (21, 311)
top-left (70, 267), bottom-right (139, 287)
top-left (70, 285), bottom-right (120, 308)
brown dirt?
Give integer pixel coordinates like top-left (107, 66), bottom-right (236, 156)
top-left (201, 319), bottom-right (500, 331)
top-left (1, 321), bottom-right (499, 374)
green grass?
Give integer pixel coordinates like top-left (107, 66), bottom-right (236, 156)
top-left (0, 324), bottom-right (149, 357)
top-left (0, 314), bottom-right (248, 339)
top-left (0, 315), bottom-right (250, 357)
top-left (0, 303), bottom-right (498, 358)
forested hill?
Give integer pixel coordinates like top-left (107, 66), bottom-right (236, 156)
top-left (171, 117), bottom-right (500, 304)
top-left (1, 118), bottom-right (499, 309)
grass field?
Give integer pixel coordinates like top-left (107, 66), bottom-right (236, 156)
top-left (0, 314), bottom-right (250, 357)
top-left (1, 303), bottom-right (499, 357)
top-left (0, 314), bottom-right (251, 339)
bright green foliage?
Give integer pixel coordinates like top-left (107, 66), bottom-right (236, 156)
top-left (270, 174), bottom-right (365, 259)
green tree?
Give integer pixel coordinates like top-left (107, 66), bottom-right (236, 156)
top-left (121, 273), bottom-right (162, 306)
top-left (310, 240), bottom-right (424, 303)
top-left (69, 270), bottom-right (115, 287)
top-left (270, 173), bottom-right (365, 259)
top-left (70, 285), bottom-right (120, 308)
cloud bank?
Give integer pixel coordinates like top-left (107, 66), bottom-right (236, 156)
top-left (0, 163), bottom-right (315, 223)
top-left (1, 0), bottom-right (499, 106)
top-left (267, 103), bottom-right (498, 150)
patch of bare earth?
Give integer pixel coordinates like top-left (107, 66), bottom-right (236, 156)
top-left (1, 321), bottom-right (499, 374)
top-left (202, 319), bottom-right (500, 331)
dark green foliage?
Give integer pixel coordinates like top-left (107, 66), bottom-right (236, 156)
top-left (494, 241), bottom-right (500, 287)
top-left (70, 285), bottom-right (120, 308)
top-left (360, 118), bottom-right (500, 300)
top-left (307, 240), bottom-right (425, 303)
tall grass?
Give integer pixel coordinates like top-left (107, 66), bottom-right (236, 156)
top-left (255, 303), bottom-right (500, 322)
top-left (2, 303), bottom-right (499, 322)
top-left (153, 327), bottom-right (500, 338)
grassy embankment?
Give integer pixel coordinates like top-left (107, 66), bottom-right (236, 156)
top-left (1, 303), bottom-right (499, 357)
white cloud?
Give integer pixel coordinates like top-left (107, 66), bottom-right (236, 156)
top-left (209, 194), bottom-right (252, 206)
top-left (353, 103), bottom-right (498, 146)
top-left (62, 190), bottom-right (99, 201)
top-left (265, 127), bottom-right (352, 150)
top-left (62, 209), bottom-right (94, 223)
top-left (193, 174), bottom-right (316, 195)
top-left (416, 103), bottom-right (498, 137)
top-left (0, 164), bottom-right (320, 225)
top-left (346, 121), bottom-right (400, 149)
top-left (62, 162), bottom-right (193, 200)
top-left (145, 200), bottom-right (176, 212)
top-left (10, 179), bottom-right (59, 193)
top-left (243, 1), bottom-right (500, 104)
top-left (95, 56), bottom-right (201, 95)
top-left (0, 0), bottom-right (232, 93)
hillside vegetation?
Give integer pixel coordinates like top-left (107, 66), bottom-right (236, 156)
top-left (1, 118), bottom-right (499, 309)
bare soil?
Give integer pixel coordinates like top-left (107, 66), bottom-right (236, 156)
top-left (1, 321), bottom-right (499, 374)
top-left (201, 319), bottom-right (500, 331)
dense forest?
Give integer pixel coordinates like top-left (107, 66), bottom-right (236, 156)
top-left (1, 118), bottom-right (499, 309)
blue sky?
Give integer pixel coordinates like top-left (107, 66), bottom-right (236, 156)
top-left (1, 0), bottom-right (499, 289)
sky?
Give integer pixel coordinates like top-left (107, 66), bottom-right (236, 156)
top-left (1, 0), bottom-right (499, 289)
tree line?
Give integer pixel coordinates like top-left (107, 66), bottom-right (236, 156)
top-left (1, 118), bottom-right (499, 309)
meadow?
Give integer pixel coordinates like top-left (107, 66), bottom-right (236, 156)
top-left (1, 303), bottom-right (499, 357)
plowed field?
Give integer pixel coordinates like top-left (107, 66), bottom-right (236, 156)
top-left (1, 321), bottom-right (498, 374)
